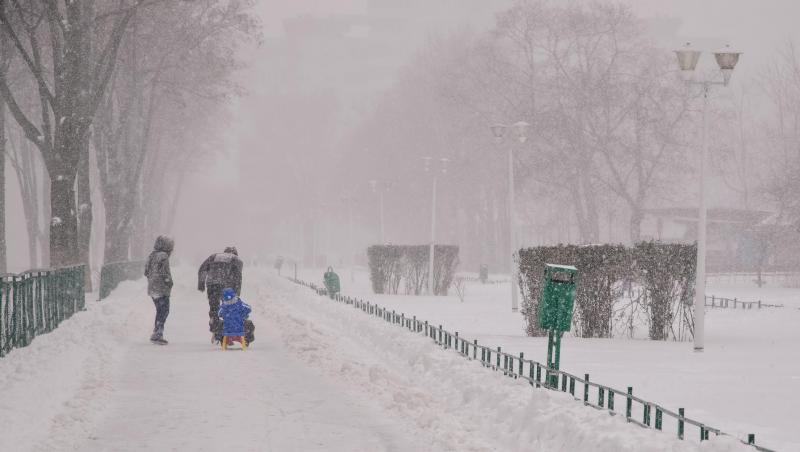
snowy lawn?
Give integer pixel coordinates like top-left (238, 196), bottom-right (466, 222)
top-left (297, 266), bottom-right (800, 451)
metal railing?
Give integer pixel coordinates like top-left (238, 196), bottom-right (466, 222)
top-left (705, 295), bottom-right (783, 310)
top-left (1, 265), bottom-right (86, 357)
top-left (290, 277), bottom-right (773, 452)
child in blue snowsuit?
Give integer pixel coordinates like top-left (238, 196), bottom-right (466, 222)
top-left (218, 287), bottom-right (255, 343)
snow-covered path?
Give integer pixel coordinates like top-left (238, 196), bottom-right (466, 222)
top-left (0, 267), bottom-right (749, 451)
top-left (79, 288), bottom-right (420, 451)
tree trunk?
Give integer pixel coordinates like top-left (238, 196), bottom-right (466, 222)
top-left (102, 186), bottom-right (133, 265)
top-left (49, 166), bottom-right (80, 268)
top-left (77, 145), bottom-right (93, 289)
top-left (40, 172), bottom-right (50, 267)
top-left (0, 101), bottom-right (6, 274)
top-left (629, 206), bottom-right (643, 244)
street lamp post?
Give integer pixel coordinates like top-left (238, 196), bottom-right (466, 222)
top-left (491, 121), bottom-right (529, 313)
top-left (674, 43), bottom-right (741, 352)
top-left (423, 157), bottom-right (448, 295)
top-left (369, 180), bottom-right (387, 243)
top-left (341, 195), bottom-right (355, 283)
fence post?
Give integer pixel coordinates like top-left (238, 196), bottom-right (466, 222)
top-left (655, 407), bottom-right (663, 430)
top-left (473, 340), bottom-right (477, 360)
top-left (626, 387), bottom-right (633, 419)
top-left (454, 331), bottom-right (459, 351)
top-left (519, 352), bottom-right (524, 376)
top-left (583, 374), bottom-right (589, 403)
top-left (496, 347), bottom-right (501, 369)
top-left (678, 408), bottom-right (684, 439)
top-left (608, 390), bottom-right (615, 410)
top-left (529, 361), bottom-right (535, 385)
top-left (748, 434), bottom-right (755, 445)
top-left (598, 387), bottom-right (605, 408)
top-left (644, 404), bottom-right (651, 427)
top-left (733, 298), bottom-right (737, 309)
top-left (569, 376), bottom-right (575, 395)
top-left (758, 300), bottom-right (762, 309)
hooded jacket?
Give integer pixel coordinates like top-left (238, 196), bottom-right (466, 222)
top-left (145, 235), bottom-right (174, 298)
top-left (198, 248), bottom-right (243, 294)
top-left (218, 296), bottom-right (252, 336)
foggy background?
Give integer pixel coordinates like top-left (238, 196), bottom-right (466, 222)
top-left (6, 0), bottom-right (800, 274)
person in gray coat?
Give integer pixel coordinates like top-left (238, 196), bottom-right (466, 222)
top-left (144, 235), bottom-right (174, 344)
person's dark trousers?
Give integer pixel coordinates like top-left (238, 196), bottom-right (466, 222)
top-left (151, 296), bottom-right (170, 339)
top-left (206, 284), bottom-right (223, 335)
top-left (244, 319), bottom-right (255, 343)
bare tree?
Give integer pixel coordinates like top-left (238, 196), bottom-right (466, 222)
top-left (0, 0), bottom-right (142, 267)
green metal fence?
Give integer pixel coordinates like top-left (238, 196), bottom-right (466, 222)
top-left (290, 277), bottom-right (774, 452)
top-left (706, 295), bottom-right (783, 310)
top-left (0, 266), bottom-right (86, 358)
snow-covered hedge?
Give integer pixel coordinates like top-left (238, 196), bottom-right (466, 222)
top-left (367, 245), bottom-right (459, 296)
top-left (518, 242), bottom-right (696, 341)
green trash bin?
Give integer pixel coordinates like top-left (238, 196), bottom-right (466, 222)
top-left (323, 267), bottom-right (341, 298)
top-left (538, 264), bottom-right (577, 331)
top-left (537, 263), bottom-right (578, 387)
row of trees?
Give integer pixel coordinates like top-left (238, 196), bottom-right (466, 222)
top-left (337, 1), bottom-right (694, 272)
top-left (367, 244), bottom-right (460, 296)
top-left (336, 0), bottom-right (800, 273)
top-left (0, 1), bottom-right (258, 279)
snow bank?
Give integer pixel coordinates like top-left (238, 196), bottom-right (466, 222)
top-left (0, 279), bottom-right (148, 451)
top-left (262, 274), bottom-right (749, 452)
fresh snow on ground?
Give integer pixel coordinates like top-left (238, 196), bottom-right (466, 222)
top-left (0, 265), bottom-right (764, 451)
top-left (296, 267), bottom-right (800, 452)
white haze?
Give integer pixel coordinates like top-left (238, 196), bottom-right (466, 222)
top-left (5, 0), bottom-right (800, 271)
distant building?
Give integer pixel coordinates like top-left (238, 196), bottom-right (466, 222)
top-left (640, 207), bottom-right (800, 272)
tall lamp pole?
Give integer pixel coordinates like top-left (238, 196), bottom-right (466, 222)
top-left (424, 157), bottom-right (448, 295)
top-left (369, 180), bottom-right (388, 243)
top-left (674, 43), bottom-right (741, 352)
top-left (341, 195), bottom-right (355, 282)
top-left (491, 121), bottom-right (529, 312)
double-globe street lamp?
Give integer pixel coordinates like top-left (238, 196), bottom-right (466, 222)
top-left (490, 121), bottom-right (530, 313)
top-left (674, 43), bottom-right (741, 352)
top-left (423, 156), bottom-right (449, 295)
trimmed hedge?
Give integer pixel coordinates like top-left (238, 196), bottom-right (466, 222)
top-left (518, 242), bottom-right (696, 340)
top-left (367, 244), bottom-right (460, 296)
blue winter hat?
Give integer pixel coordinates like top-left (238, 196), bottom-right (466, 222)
top-left (222, 288), bottom-right (236, 301)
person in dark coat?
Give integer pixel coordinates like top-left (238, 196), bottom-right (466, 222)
top-left (144, 235), bottom-right (174, 345)
top-left (198, 246), bottom-right (243, 341)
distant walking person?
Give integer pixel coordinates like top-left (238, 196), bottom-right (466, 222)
top-left (198, 246), bottom-right (243, 342)
top-left (144, 235), bottom-right (174, 345)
